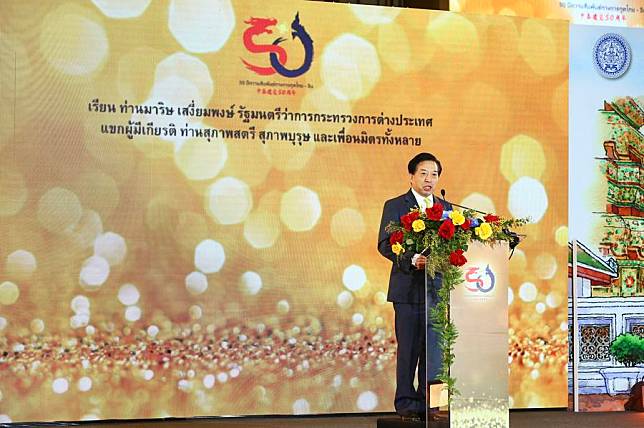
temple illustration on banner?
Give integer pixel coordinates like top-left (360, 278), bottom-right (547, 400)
top-left (600, 97), bottom-right (644, 297)
top-left (568, 96), bottom-right (644, 411)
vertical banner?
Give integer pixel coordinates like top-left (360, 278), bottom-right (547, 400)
top-left (568, 24), bottom-right (643, 411)
top-left (0, 0), bottom-right (567, 422)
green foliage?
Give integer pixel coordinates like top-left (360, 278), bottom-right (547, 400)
top-left (610, 333), bottom-right (644, 367)
top-left (429, 265), bottom-right (462, 399)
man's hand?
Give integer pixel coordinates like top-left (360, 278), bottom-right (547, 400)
top-left (414, 255), bottom-right (427, 270)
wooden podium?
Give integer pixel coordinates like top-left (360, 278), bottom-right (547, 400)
top-left (429, 242), bottom-right (510, 427)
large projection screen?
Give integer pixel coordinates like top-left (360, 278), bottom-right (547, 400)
top-left (0, 0), bottom-right (568, 422)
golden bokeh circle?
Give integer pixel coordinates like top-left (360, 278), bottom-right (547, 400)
top-left (243, 210), bottom-right (281, 249)
top-left (175, 137), bottom-right (227, 181)
top-left (321, 33), bottom-right (381, 101)
top-left (244, 191), bottom-right (282, 248)
top-left (91, 0), bottom-right (151, 19)
top-left (73, 171), bottom-right (120, 220)
top-left (239, 271), bottom-right (262, 296)
top-left (94, 232), bottom-right (127, 266)
top-left (30, 318), bottom-right (45, 334)
top-left (500, 134), bottom-right (546, 182)
top-left (261, 121), bottom-right (315, 172)
top-left (460, 193), bottom-right (496, 214)
top-left (40, 4), bottom-right (109, 76)
top-left (185, 271), bottom-right (208, 295)
top-left (37, 187), bottom-right (83, 234)
top-left (194, 239), bottom-right (226, 274)
top-left (554, 226), bottom-right (568, 247)
top-left (0, 281), bottom-right (20, 305)
top-left (426, 14), bottom-right (481, 80)
top-left (118, 283), bottom-right (140, 306)
top-left (206, 177), bottom-right (253, 225)
top-left (518, 19), bottom-right (566, 77)
top-left (377, 22), bottom-right (412, 74)
top-left (350, 5), bottom-right (400, 25)
top-left (69, 209), bottom-right (104, 250)
top-left (79, 256), bottom-right (110, 291)
top-left (330, 208), bottom-right (366, 247)
top-left (6, 250), bottom-right (37, 280)
top-left (507, 177), bottom-right (548, 223)
top-left (168, 0), bottom-right (236, 53)
top-left (280, 186), bottom-right (322, 232)
top-left (154, 52), bottom-right (214, 106)
top-left (534, 253), bottom-right (557, 280)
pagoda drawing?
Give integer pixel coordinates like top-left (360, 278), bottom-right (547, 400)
top-left (598, 96), bottom-right (643, 298)
top-left (567, 96), bottom-right (644, 411)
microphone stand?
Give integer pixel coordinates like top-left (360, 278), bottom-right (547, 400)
top-left (440, 189), bottom-right (487, 216)
top-left (439, 189), bottom-right (525, 258)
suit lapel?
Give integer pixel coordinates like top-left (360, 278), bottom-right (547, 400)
top-left (404, 189), bottom-right (417, 212)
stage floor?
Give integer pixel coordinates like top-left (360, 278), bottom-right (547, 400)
top-left (27, 410), bottom-right (642, 428)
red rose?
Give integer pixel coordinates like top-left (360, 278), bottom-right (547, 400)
top-left (484, 214), bottom-right (500, 223)
top-left (449, 249), bottom-right (467, 266)
top-left (461, 219), bottom-right (471, 230)
top-left (426, 202), bottom-right (444, 221)
top-left (389, 230), bottom-right (404, 245)
top-left (401, 214), bottom-right (413, 231)
top-left (438, 219), bottom-right (455, 240)
top-left (401, 211), bottom-right (420, 231)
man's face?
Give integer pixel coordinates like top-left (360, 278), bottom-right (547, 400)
top-left (410, 160), bottom-right (440, 197)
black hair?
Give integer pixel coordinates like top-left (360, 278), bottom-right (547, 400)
top-left (407, 152), bottom-right (442, 176)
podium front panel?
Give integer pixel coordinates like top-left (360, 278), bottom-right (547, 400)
top-left (449, 242), bottom-right (509, 427)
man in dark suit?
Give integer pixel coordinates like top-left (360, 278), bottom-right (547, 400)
top-left (377, 152), bottom-right (451, 421)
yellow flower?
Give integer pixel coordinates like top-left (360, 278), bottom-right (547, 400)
top-left (449, 210), bottom-right (465, 226)
top-left (392, 243), bottom-right (405, 255)
top-left (412, 219), bottom-right (425, 232)
top-left (475, 222), bottom-right (493, 240)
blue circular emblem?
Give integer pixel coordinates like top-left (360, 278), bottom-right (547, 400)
top-left (593, 33), bottom-right (631, 79)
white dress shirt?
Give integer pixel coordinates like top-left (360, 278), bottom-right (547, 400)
top-left (411, 188), bottom-right (433, 211)
top-left (409, 188), bottom-right (434, 267)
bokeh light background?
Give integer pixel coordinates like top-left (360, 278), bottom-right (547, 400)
top-left (0, 0), bottom-right (567, 422)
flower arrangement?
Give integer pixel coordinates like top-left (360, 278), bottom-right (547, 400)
top-left (385, 202), bottom-right (528, 396)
